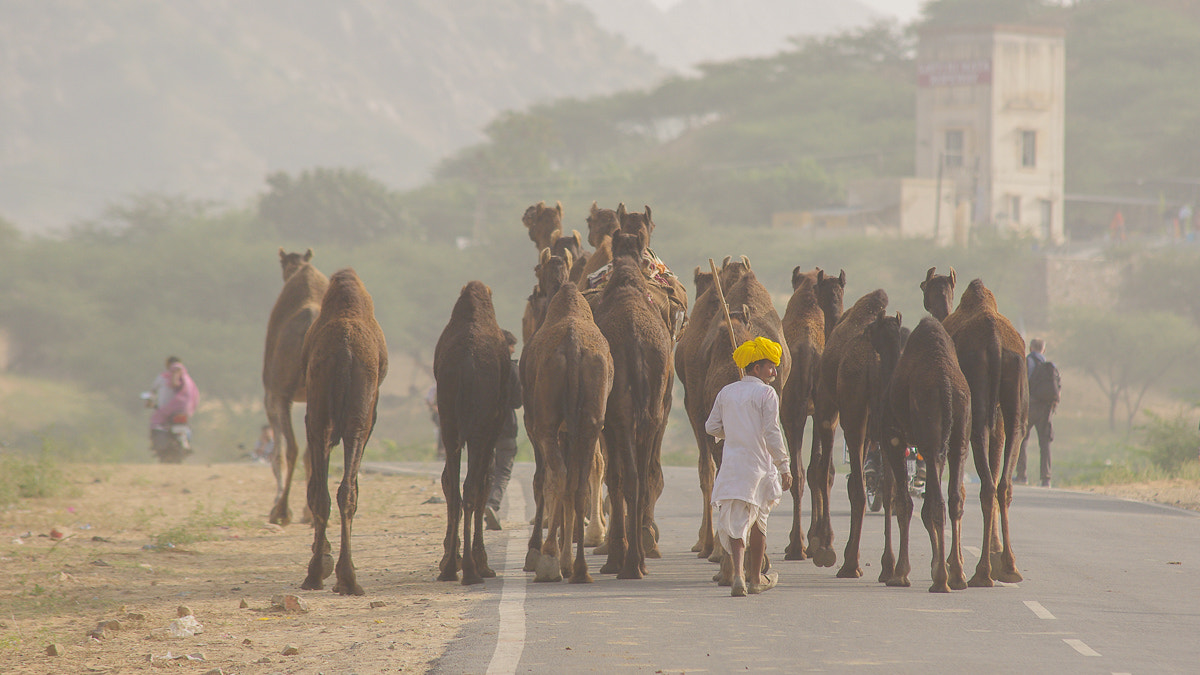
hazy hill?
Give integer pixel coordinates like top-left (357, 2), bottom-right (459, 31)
top-left (0, 0), bottom-right (664, 231)
top-left (571, 0), bottom-right (882, 70)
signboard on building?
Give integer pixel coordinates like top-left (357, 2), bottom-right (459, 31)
top-left (918, 59), bottom-right (992, 87)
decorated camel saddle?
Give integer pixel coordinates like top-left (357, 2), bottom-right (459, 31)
top-left (583, 248), bottom-right (688, 338)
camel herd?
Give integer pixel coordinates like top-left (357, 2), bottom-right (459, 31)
top-left (261, 202), bottom-right (1031, 596)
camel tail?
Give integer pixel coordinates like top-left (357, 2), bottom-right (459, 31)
top-left (986, 331), bottom-right (1002, 430)
top-left (328, 347), bottom-right (354, 448)
top-left (563, 329), bottom-right (583, 488)
top-left (628, 337), bottom-right (653, 436)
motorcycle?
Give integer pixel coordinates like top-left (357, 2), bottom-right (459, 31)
top-left (864, 443), bottom-right (926, 513)
top-left (142, 392), bottom-right (193, 463)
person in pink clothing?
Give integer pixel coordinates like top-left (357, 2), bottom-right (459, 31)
top-left (705, 337), bottom-right (791, 597)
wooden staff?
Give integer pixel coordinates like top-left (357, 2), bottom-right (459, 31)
top-left (708, 258), bottom-right (743, 379)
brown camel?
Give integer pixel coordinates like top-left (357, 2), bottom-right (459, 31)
top-left (522, 201), bottom-right (563, 253)
top-left (593, 231), bottom-right (673, 579)
top-left (522, 230), bottom-right (586, 343)
top-left (874, 316), bottom-right (971, 592)
top-left (523, 279), bottom-right (613, 583)
top-left (937, 278), bottom-right (1027, 586)
top-left (434, 281), bottom-right (512, 585)
top-left (779, 268), bottom-right (826, 560)
top-left (807, 289), bottom-right (891, 577)
top-left (263, 248), bottom-right (329, 526)
top-left (920, 267), bottom-right (956, 321)
top-left (298, 268), bottom-right (388, 596)
top-left (676, 257), bottom-right (748, 557)
top-left (680, 257), bottom-right (791, 562)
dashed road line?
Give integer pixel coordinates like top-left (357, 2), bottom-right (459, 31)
top-left (1063, 639), bottom-right (1102, 657)
top-left (486, 478), bottom-right (528, 675)
top-left (1023, 600), bottom-right (1056, 620)
top-left (964, 545), bottom-right (981, 557)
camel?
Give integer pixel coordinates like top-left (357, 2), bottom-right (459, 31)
top-left (593, 231), bottom-right (673, 579)
top-left (434, 281), bottom-right (512, 585)
top-left (874, 316), bottom-right (971, 592)
top-left (523, 278), bottom-right (613, 583)
top-left (936, 278), bottom-right (1027, 586)
top-left (522, 201), bottom-right (564, 253)
top-left (779, 268), bottom-right (825, 561)
top-left (522, 230), bottom-right (586, 343)
top-left (807, 289), bottom-right (891, 578)
top-left (298, 268), bottom-right (387, 596)
top-left (263, 248), bottom-right (329, 526)
top-left (579, 202), bottom-right (621, 279)
top-left (920, 267), bottom-right (956, 321)
top-left (677, 257), bottom-right (749, 558)
top-left (680, 257), bottom-right (791, 562)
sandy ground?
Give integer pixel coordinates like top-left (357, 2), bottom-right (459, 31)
top-left (0, 462), bottom-right (491, 674)
top-left (1071, 479), bottom-right (1200, 513)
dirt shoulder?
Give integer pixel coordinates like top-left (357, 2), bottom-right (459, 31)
top-left (0, 462), bottom-right (483, 674)
top-left (1068, 479), bottom-right (1200, 513)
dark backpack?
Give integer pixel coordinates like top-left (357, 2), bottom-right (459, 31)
top-left (1029, 359), bottom-right (1061, 410)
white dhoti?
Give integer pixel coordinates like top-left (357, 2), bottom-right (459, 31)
top-left (713, 498), bottom-right (772, 553)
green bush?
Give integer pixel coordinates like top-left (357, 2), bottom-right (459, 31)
top-left (0, 451), bottom-right (66, 505)
top-left (1137, 410), bottom-right (1200, 474)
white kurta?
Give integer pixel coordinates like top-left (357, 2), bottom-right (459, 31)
top-left (705, 375), bottom-right (789, 511)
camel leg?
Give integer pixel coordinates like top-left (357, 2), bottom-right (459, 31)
top-left (695, 442), bottom-right (716, 558)
top-left (992, 388), bottom-right (1025, 583)
top-left (619, 435), bottom-right (645, 580)
top-left (642, 421), bottom-right (666, 560)
top-left (947, 427), bottom-right (969, 590)
top-left (331, 436), bottom-right (366, 596)
top-left (582, 444), bottom-right (606, 547)
top-left (438, 427), bottom-right (463, 582)
top-left (783, 412), bottom-right (809, 561)
top-left (878, 446), bottom-right (896, 584)
top-left (525, 432), bottom-right (545, 572)
top-left (809, 411), bottom-right (839, 567)
top-left (968, 419), bottom-right (997, 588)
top-left (460, 435), bottom-right (492, 586)
top-left (923, 453), bottom-right (950, 594)
top-left (300, 424), bottom-right (333, 590)
top-left (888, 456), bottom-right (914, 589)
top-left (600, 445), bottom-right (627, 575)
top-left (267, 392), bottom-right (300, 526)
top-left (535, 431), bottom-right (565, 583)
top-left (570, 425), bottom-right (598, 584)
top-left (837, 416), bottom-right (867, 579)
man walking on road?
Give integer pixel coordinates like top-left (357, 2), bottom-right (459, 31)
top-left (484, 330), bottom-right (523, 530)
top-left (705, 337), bottom-right (791, 597)
top-left (1016, 338), bottom-right (1060, 488)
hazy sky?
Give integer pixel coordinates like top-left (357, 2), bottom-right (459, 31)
top-left (649, 0), bottom-right (924, 24)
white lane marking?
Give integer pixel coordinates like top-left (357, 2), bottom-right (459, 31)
top-left (486, 478), bottom-right (528, 675)
top-left (964, 545), bottom-right (982, 557)
top-left (1024, 600), bottom-right (1056, 620)
top-left (1063, 639), bottom-right (1102, 657)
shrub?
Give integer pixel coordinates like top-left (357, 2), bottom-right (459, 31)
top-left (1137, 410), bottom-right (1200, 474)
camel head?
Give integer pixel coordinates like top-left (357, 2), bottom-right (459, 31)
top-left (957, 277), bottom-right (997, 314)
top-left (920, 266), bottom-right (956, 321)
top-left (791, 266), bottom-right (821, 292)
top-left (693, 266), bottom-right (714, 300)
top-left (453, 280), bottom-right (496, 323)
top-left (586, 202), bottom-right (620, 247)
top-left (523, 201), bottom-right (563, 252)
top-left (815, 268), bottom-right (846, 325)
top-left (278, 247), bottom-right (314, 281)
top-left (718, 255), bottom-right (751, 291)
top-left (615, 205), bottom-right (651, 255)
top-left (868, 310), bottom-right (904, 382)
top-left (536, 247), bottom-right (573, 300)
top-left (550, 230), bottom-right (584, 263)
top-left (611, 230), bottom-right (645, 262)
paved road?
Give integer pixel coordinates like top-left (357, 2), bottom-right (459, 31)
top-left (370, 462), bottom-right (1200, 674)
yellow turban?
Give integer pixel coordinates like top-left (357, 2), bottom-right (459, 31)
top-left (732, 337), bottom-right (782, 369)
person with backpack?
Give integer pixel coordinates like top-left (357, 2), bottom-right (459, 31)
top-left (1016, 338), bottom-right (1060, 487)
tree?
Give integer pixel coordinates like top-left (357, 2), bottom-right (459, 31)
top-left (257, 168), bottom-right (410, 245)
top-left (1055, 307), bottom-right (1200, 430)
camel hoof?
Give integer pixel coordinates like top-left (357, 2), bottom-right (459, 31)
top-left (300, 576), bottom-right (323, 591)
top-left (333, 580), bottom-right (365, 596)
top-left (886, 576), bottom-right (911, 588)
top-left (437, 569), bottom-right (459, 582)
top-left (691, 541), bottom-right (703, 553)
top-left (814, 548), bottom-right (837, 568)
top-left (836, 564), bottom-right (863, 579)
top-left (761, 553), bottom-right (771, 574)
top-left (968, 573), bottom-right (994, 588)
top-left (599, 561), bottom-right (620, 575)
top-left (569, 572), bottom-right (594, 584)
top-left (320, 553), bottom-right (335, 580)
top-left (268, 509), bottom-right (290, 527)
top-left (480, 566), bottom-right (496, 579)
top-left (461, 574), bottom-right (485, 586)
top-left (617, 567), bottom-right (644, 580)
top-left (534, 556), bottom-right (563, 582)
top-left (707, 549), bottom-right (722, 564)
top-left (524, 548), bottom-right (540, 572)
top-left (644, 545), bottom-right (662, 559)
top-left (949, 575), bottom-right (968, 591)
top-left (698, 546), bottom-right (714, 559)
top-left (583, 534), bottom-right (603, 548)
top-left (928, 583), bottom-right (951, 593)
top-left (993, 568), bottom-right (1023, 584)
top-left (592, 541), bottom-right (609, 556)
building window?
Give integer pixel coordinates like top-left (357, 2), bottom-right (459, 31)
top-left (1021, 130), bottom-right (1037, 168)
top-left (1010, 195), bottom-right (1022, 223)
top-left (944, 129), bottom-right (964, 168)
top-left (1040, 199), bottom-right (1053, 240)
